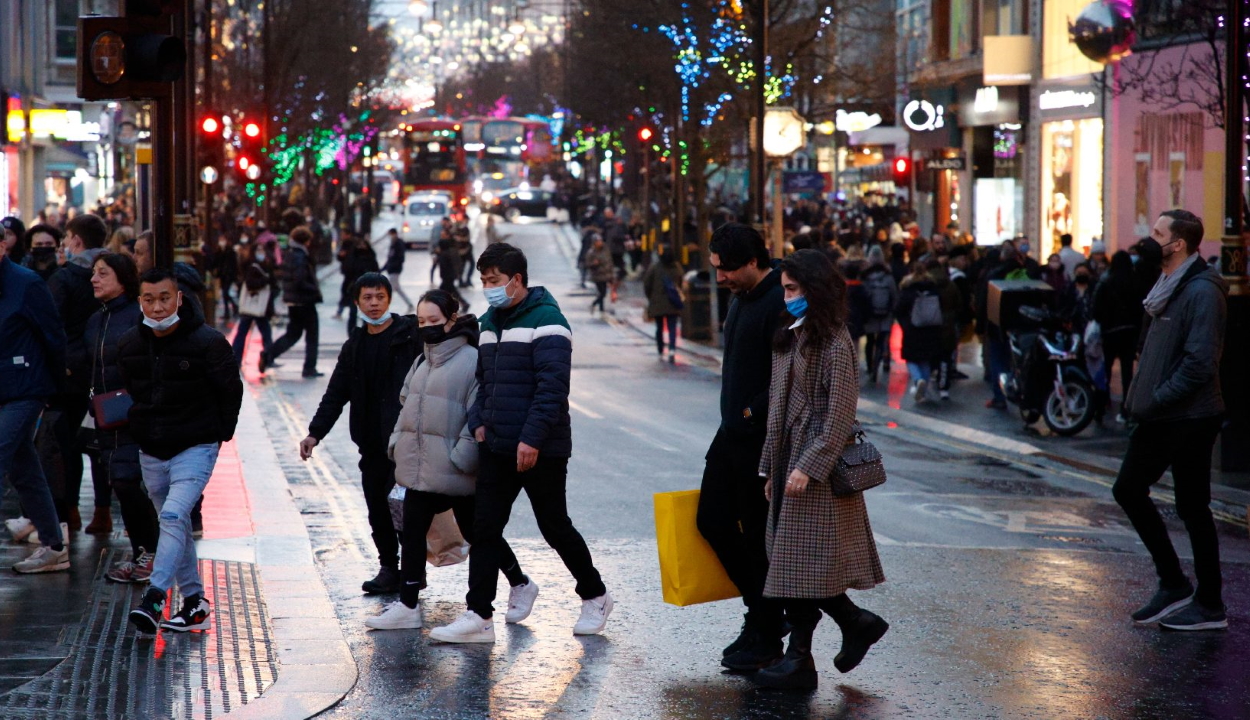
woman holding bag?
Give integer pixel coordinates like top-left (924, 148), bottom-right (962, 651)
top-left (232, 242), bottom-right (277, 367)
top-left (366, 290), bottom-right (535, 633)
top-left (754, 249), bottom-right (888, 690)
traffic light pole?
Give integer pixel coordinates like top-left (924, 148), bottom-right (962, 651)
top-left (152, 96), bottom-right (176, 270)
top-left (750, 0), bottom-right (768, 226)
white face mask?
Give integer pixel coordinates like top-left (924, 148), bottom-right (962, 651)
top-left (360, 311), bottom-right (391, 326)
top-left (142, 313), bottom-right (180, 332)
top-left (255, 252), bottom-right (266, 262)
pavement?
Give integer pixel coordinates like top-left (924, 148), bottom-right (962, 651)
top-left (3, 212), bottom-right (1250, 718)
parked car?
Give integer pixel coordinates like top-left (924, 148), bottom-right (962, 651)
top-left (401, 195), bottom-right (447, 250)
top-left (486, 187), bottom-right (554, 221)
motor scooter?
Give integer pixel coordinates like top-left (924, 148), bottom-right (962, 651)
top-left (998, 305), bottom-right (1098, 436)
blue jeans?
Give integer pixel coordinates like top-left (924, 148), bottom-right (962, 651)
top-left (907, 361), bottom-right (931, 385)
top-left (0, 399), bottom-right (62, 547)
top-left (231, 315), bottom-right (274, 365)
top-left (141, 443), bottom-right (219, 597)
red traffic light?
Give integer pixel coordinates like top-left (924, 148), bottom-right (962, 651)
top-left (243, 121), bottom-right (261, 138)
top-left (893, 157), bottom-right (909, 174)
top-left (638, 127), bottom-right (654, 142)
top-left (201, 116), bottom-right (219, 134)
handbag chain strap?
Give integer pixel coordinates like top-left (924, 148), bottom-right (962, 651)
top-left (89, 310), bottom-right (111, 399)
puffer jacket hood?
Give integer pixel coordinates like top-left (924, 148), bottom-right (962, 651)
top-left (390, 334), bottom-right (479, 495)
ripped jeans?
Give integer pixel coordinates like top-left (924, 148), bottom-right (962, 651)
top-left (140, 443), bottom-right (219, 597)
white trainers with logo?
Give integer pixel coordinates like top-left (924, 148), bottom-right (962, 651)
top-left (573, 592), bottom-right (614, 636)
top-left (6, 517), bottom-right (34, 542)
top-left (13, 545), bottom-right (70, 574)
top-left (366, 601), bottom-right (424, 630)
top-left (429, 610), bottom-right (495, 643)
top-left (505, 580), bottom-right (540, 624)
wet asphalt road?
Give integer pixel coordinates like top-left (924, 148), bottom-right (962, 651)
top-left (241, 213), bottom-right (1250, 719)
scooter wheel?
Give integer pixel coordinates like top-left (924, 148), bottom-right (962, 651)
top-left (1043, 381), bottom-right (1095, 436)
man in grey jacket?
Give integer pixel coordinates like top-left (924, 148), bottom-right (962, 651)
top-left (1114, 209), bottom-right (1228, 631)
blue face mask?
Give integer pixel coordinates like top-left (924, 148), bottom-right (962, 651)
top-left (360, 311), bottom-right (391, 326)
top-left (484, 278), bottom-right (516, 308)
top-left (785, 295), bottom-right (808, 318)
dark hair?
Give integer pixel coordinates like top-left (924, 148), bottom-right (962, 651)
top-left (1159, 209), bottom-right (1204, 252)
top-left (139, 267), bottom-right (178, 288)
top-left (476, 242), bottom-right (528, 286)
top-left (709, 223), bottom-right (770, 271)
top-left (26, 223), bottom-right (64, 246)
top-left (659, 249), bottom-right (678, 266)
top-left (289, 226), bottom-right (313, 246)
top-left (3, 217), bottom-right (27, 261)
top-left (354, 271), bottom-right (392, 300)
top-left (774, 249), bottom-right (846, 353)
top-left (94, 252), bottom-right (140, 299)
top-left (1109, 250), bottom-right (1133, 278)
top-left (1060, 233), bottom-right (1073, 246)
top-left (417, 289), bottom-right (459, 320)
top-left (282, 208), bottom-right (305, 234)
top-left (66, 213), bottom-right (108, 249)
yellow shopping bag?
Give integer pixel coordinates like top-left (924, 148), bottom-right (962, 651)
top-left (654, 490), bottom-right (741, 607)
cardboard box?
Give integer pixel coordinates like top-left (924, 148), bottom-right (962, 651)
top-left (987, 279), bottom-right (1055, 329)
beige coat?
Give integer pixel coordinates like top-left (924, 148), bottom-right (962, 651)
top-left (759, 323), bottom-right (885, 598)
top-left (389, 335), bottom-right (480, 496)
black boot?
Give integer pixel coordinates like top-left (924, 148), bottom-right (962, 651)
top-left (833, 608), bottom-right (889, 673)
top-left (752, 621), bottom-right (817, 690)
top-left (362, 566), bottom-right (401, 594)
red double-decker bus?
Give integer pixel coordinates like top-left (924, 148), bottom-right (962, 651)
top-left (401, 119), bottom-right (469, 206)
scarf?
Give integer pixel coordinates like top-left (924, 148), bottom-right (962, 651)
top-left (1143, 253), bottom-right (1198, 318)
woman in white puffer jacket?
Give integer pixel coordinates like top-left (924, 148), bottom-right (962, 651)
top-left (366, 290), bottom-right (534, 632)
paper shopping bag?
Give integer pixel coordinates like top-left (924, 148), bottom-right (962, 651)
top-left (426, 509), bottom-right (469, 567)
top-left (654, 490), bottom-right (741, 606)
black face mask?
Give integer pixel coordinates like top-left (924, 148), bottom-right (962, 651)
top-left (418, 325), bottom-right (449, 345)
top-left (1137, 237), bottom-right (1162, 266)
top-left (30, 247), bottom-right (56, 266)
top-left (1075, 275), bottom-right (1091, 286)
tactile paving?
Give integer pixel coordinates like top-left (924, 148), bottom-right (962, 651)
top-left (0, 550), bottom-right (277, 719)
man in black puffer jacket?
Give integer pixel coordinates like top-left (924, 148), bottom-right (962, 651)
top-left (300, 273), bottom-right (420, 595)
top-left (264, 226), bottom-right (322, 377)
top-left (117, 268), bottom-right (243, 636)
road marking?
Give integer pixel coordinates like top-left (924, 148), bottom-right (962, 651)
top-left (568, 399), bottom-right (604, 420)
top-left (619, 425), bottom-right (679, 452)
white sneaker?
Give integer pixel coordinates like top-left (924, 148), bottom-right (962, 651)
top-left (573, 592), bottom-right (613, 636)
top-left (13, 545), bottom-right (70, 574)
top-left (429, 610), bottom-right (495, 643)
top-left (365, 601), bottom-right (423, 630)
top-left (25, 522), bottom-right (69, 546)
top-left (505, 580), bottom-right (540, 624)
top-left (914, 380), bottom-right (929, 404)
top-left (6, 517), bottom-right (34, 542)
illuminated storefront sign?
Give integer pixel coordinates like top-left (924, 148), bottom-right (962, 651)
top-left (903, 100), bottom-right (946, 132)
top-left (1039, 90), bottom-right (1097, 110)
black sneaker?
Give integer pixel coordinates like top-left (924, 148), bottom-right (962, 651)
top-left (1159, 602), bottom-right (1228, 631)
top-left (162, 594), bottom-right (211, 632)
top-left (721, 636), bottom-right (784, 672)
top-left (362, 566), bottom-right (401, 595)
top-left (129, 587), bottom-right (167, 635)
top-left (722, 620), bottom-right (755, 658)
top-left (1131, 583), bottom-right (1194, 625)
top-left (302, 370), bottom-right (325, 378)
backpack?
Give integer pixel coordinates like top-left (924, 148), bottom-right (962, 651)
top-left (866, 272), bottom-right (893, 318)
top-left (910, 290), bottom-right (943, 328)
top-left (662, 275), bottom-right (685, 310)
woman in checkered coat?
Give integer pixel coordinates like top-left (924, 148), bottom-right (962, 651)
top-left (752, 249), bottom-right (888, 691)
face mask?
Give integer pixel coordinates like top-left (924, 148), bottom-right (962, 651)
top-left (31, 247), bottom-right (56, 265)
top-left (418, 325), bottom-right (449, 345)
top-left (1137, 237), bottom-right (1163, 265)
top-left (1018, 243), bottom-right (1030, 255)
top-left (63, 249), bottom-right (74, 261)
top-left (1131, 254), bottom-right (1140, 265)
top-left (1075, 276), bottom-right (1090, 286)
top-left (785, 295), bottom-right (808, 318)
top-left (484, 278), bottom-right (516, 308)
top-left (255, 251), bottom-right (266, 262)
top-left (142, 313), bottom-right (180, 332)
top-left (360, 311), bottom-right (391, 326)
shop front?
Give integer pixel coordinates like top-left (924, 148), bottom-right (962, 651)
top-left (957, 80), bottom-right (1027, 245)
top-left (1036, 77), bottom-right (1104, 257)
top-left (905, 87), bottom-right (962, 237)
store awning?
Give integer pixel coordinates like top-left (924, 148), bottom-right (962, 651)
top-left (44, 144), bottom-right (89, 176)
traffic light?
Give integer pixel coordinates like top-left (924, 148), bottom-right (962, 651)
top-left (892, 156), bottom-right (911, 187)
top-left (76, 2), bottom-right (186, 101)
top-left (198, 113), bottom-right (225, 185)
top-left (638, 127), bottom-right (654, 143)
top-left (235, 117), bottom-right (265, 182)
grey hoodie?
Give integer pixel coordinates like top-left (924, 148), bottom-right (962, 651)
top-left (1123, 258), bottom-right (1226, 423)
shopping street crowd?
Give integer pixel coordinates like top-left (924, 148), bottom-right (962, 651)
top-left (0, 200), bottom-right (1235, 693)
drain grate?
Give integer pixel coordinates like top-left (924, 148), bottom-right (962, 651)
top-left (0, 551), bottom-right (277, 719)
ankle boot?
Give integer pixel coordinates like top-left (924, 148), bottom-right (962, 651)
top-left (833, 609), bottom-right (889, 673)
top-left (84, 507), bottom-right (112, 534)
top-left (752, 622), bottom-right (818, 690)
top-left (66, 507), bottom-right (82, 532)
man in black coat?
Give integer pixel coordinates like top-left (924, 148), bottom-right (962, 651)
top-left (299, 273), bottom-right (420, 594)
top-left (383, 228), bottom-right (415, 313)
top-left (697, 223), bottom-right (787, 670)
top-left (263, 226), bottom-right (322, 377)
top-left (118, 268), bottom-right (243, 635)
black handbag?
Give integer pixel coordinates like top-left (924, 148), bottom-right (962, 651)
top-left (830, 423), bottom-right (887, 496)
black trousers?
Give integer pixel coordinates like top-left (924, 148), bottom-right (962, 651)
top-left (591, 281), bottom-right (608, 311)
top-left (112, 471), bottom-right (159, 556)
top-left (269, 304), bottom-right (320, 375)
top-left (467, 450), bottom-right (605, 618)
top-left (1112, 416), bottom-right (1224, 607)
top-left (399, 489), bottom-right (526, 608)
top-left (358, 450), bottom-right (400, 570)
top-left (654, 314), bottom-right (679, 354)
top-left (784, 594), bottom-right (858, 628)
top-left (1103, 332), bottom-right (1136, 402)
top-left (696, 428), bottom-right (784, 635)
top-left (50, 396), bottom-right (95, 513)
